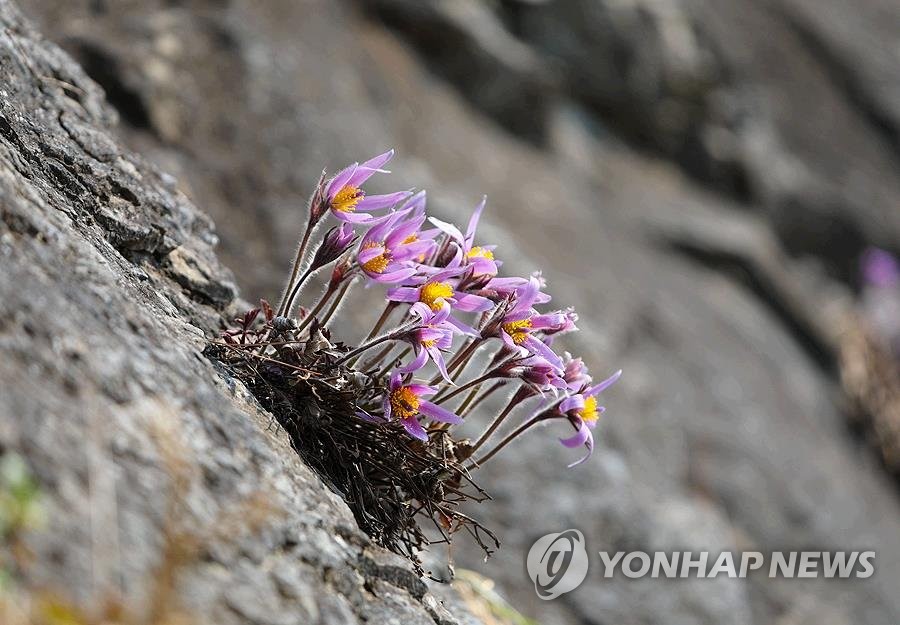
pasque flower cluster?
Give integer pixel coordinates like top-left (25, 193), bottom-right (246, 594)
top-left (275, 150), bottom-right (621, 468)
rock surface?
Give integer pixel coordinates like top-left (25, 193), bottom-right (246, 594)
top-left (7, 1), bottom-right (900, 624)
top-left (0, 2), bottom-right (466, 623)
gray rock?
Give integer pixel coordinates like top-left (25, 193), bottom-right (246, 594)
top-left (10, 0), bottom-right (900, 624)
top-left (0, 2), bottom-right (472, 623)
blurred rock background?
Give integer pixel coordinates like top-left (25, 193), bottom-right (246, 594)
top-left (13, 0), bottom-right (900, 623)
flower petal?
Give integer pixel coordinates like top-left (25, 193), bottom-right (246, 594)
top-left (402, 416), bottom-right (428, 441)
top-left (429, 347), bottom-right (452, 382)
top-left (559, 395), bottom-right (585, 414)
top-left (427, 215), bottom-right (466, 243)
top-left (357, 191), bottom-right (411, 211)
top-left (587, 369), bottom-right (622, 397)
top-left (465, 196), bottom-right (487, 244)
top-left (356, 409), bottom-right (384, 423)
top-left (387, 287), bottom-right (421, 303)
top-left (327, 163), bottom-right (358, 198)
top-left (418, 400), bottom-right (463, 424)
top-left (398, 347), bottom-right (429, 374)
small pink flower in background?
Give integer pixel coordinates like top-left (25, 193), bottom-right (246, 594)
top-left (562, 353), bottom-right (591, 391)
top-left (860, 247), bottom-right (900, 355)
top-left (862, 247), bottom-right (900, 288)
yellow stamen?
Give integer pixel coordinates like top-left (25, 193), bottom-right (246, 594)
top-left (403, 234), bottom-right (418, 244)
top-left (419, 281), bottom-right (454, 312)
top-left (331, 185), bottom-right (363, 213)
top-left (421, 338), bottom-right (437, 349)
top-left (467, 246), bottom-right (494, 260)
top-left (390, 386), bottom-right (420, 420)
top-left (361, 241), bottom-right (389, 274)
top-left (578, 395), bottom-right (600, 423)
top-left (502, 318), bottom-right (533, 345)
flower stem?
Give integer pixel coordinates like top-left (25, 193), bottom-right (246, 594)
top-left (317, 279), bottom-right (354, 328)
top-left (435, 370), bottom-right (497, 405)
top-left (334, 332), bottom-right (398, 365)
top-left (465, 413), bottom-right (549, 470)
top-left (429, 338), bottom-right (482, 386)
top-left (470, 387), bottom-right (529, 452)
top-left (294, 284), bottom-right (335, 334)
top-left (375, 345), bottom-right (412, 378)
top-left (282, 265), bottom-right (315, 319)
top-left (460, 380), bottom-right (506, 418)
top-left (276, 218), bottom-right (315, 317)
top-left (365, 302), bottom-right (398, 342)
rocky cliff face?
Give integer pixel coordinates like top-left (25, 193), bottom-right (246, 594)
top-left (0, 2), bottom-right (469, 623)
top-left (6, 0), bottom-right (900, 624)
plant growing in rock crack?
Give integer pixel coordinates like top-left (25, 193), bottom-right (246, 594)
top-left (208, 150), bottom-right (621, 572)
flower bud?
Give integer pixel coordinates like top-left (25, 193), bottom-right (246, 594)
top-left (312, 223), bottom-right (356, 270)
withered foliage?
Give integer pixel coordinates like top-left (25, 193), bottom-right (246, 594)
top-left (839, 313), bottom-right (900, 474)
top-left (206, 302), bottom-right (498, 572)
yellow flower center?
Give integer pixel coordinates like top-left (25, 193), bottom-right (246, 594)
top-left (467, 246), bottom-right (494, 260)
top-left (421, 338), bottom-right (437, 349)
top-left (403, 234), bottom-right (418, 244)
top-left (389, 386), bottom-right (420, 420)
top-left (502, 318), bottom-right (533, 344)
top-left (419, 281), bottom-right (454, 312)
top-left (578, 395), bottom-right (600, 423)
top-left (331, 185), bottom-right (363, 213)
top-left (361, 241), bottom-right (390, 274)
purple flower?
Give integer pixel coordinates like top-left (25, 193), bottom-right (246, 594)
top-left (497, 355), bottom-right (568, 394)
top-left (862, 247), bottom-right (900, 288)
top-left (386, 267), bottom-right (494, 331)
top-left (495, 277), bottom-right (568, 371)
top-left (562, 353), bottom-right (591, 391)
top-left (325, 150), bottom-right (411, 223)
top-left (429, 197), bottom-right (499, 277)
top-left (397, 303), bottom-right (458, 381)
top-left (378, 371), bottom-right (463, 441)
top-left (357, 205), bottom-right (437, 284)
top-left (557, 369), bottom-right (622, 466)
top-left (486, 271), bottom-right (551, 306)
top-left (543, 307), bottom-right (579, 342)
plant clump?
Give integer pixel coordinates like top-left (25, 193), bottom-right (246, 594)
top-left (209, 150), bottom-right (621, 571)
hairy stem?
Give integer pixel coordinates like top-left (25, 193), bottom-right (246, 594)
top-left (334, 332), bottom-right (399, 365)
top-left (318, 279), bottom-right (354, 327)
top-left (435, 371), bottom-right (497, 405)
top-left (465, 413), bottom-right (549, 470)
top-left (276, 218), bottom-right (315, 317)
top-left (470, 388), bottom-right (529, 452)
top-left (282, 265), bottom-right (315, 319)
top-left (365, 302), bottom-right (398, 342)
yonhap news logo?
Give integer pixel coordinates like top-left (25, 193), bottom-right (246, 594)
top-left (526, 530), bottom-right (589, 600)
top-left (526, 531), bottom-right (876, 599)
